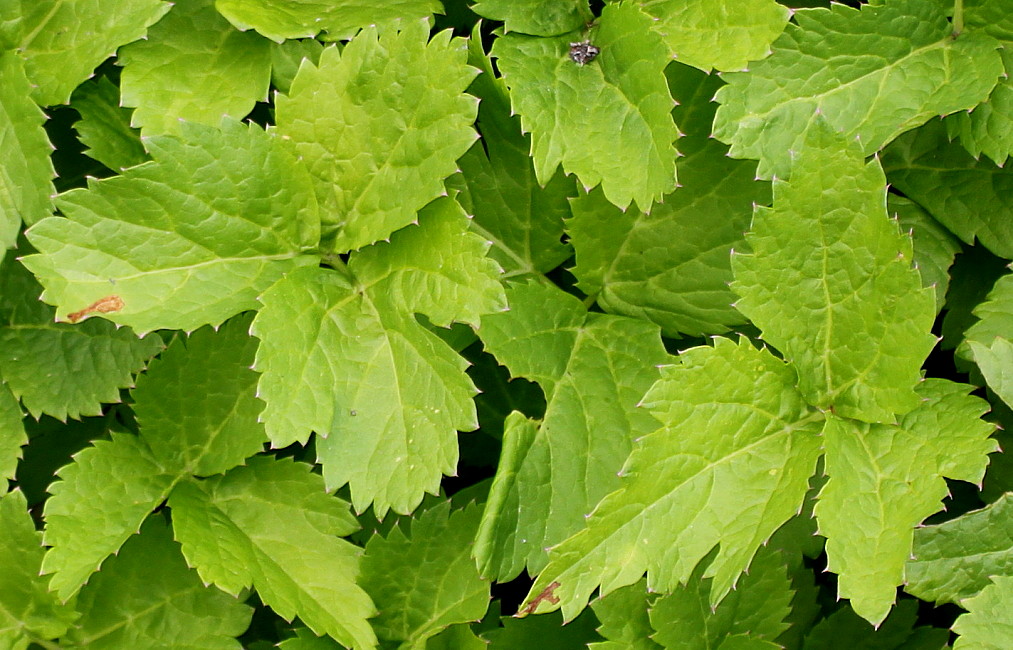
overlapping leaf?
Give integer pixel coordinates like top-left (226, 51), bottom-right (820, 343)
top-left (475, 281), bottom-right (668, 579)
top-left (802, 599), bottom-right (949, 649)
top-left (0, 490), bottom-right (76, 649)
top-left (906, 493), bottom-right (1013, 605)
top-left (66, 518), bottom-right (251, 649)
top-left (253, 197), bottom-right (505, 516)
top-left (448, 30), bottom-right (574, 278)
top-left (0, 382), bottom-right (24, 489)
top-left (713, 0), bottom-right (1003, 180)
top-left (814, 380), bottom-right (998, 625)
top-left (952, 576), bottom-right (1013, 649)
top-left (0, 255), bottom-right (162, 420)
top-left (589, 579), bottom-right (660, 650)
top-left (276, 20), bottom-right (479, 251)
top-left (71, 77), bottom-right (148, 172)
top-left (23, 119), bottom-right (320, 334)
top-left (215, 0), bottom-right (443, 42)
top-left (168, 456), bottom-right (376, 650)
top-left (636, 0), bottom-right (789, 72)
top-left (0, 53), bottom-right (54, 237)
top-left (471, 0), bottom-right (591, 36)
top-left (360, 500), bottom-right (489, 648)
top-left (0, 0), bottom-right (170, 106)
top-left (731, 120), bottom-right (936, 423)
top-left (890, 195), bottom-right (960, 310)
top-left (118, 0), bottom-right (272, 137)
top-left (521, 337), bottom-right (824, 621)
top-left (492, 2), bottom-right (678, 211)
top-left (883, 119), bottom-right (1013, 260)
top-left (961, 274), bottom-right (1013, 409)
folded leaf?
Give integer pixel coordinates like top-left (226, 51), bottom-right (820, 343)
top-left (952, 576), bottom-right (1013, 649)
top-left (475, 281), bottom-right (668, 579)
top-left (169, 456), bottom-right (375, 650)
top-left (522, 337), bottom-right (824, 621)
top-left (253, 197), bottom-right (505, 516)
top-left (119, 0), bottom-right (272, 137)
top-left (815, 380), bottom-right (998, 625)
top-left (732, 119), bottom-right (936, 422)
top-left (67, 517), bottom-right (251, 649)
top-left (713, 0), bottom-right (1003, 180)
top-left (23, 119), bottom-right (320, 334)
top-left (492, 3), bottom-right (678, 211)
top-left (276, 20), bottom-right (479, 251)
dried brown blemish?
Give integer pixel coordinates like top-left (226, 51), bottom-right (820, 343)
top-left (66, 295), bottom-right (124, 323)
top-left (517, 581), bottom-right (560, 617)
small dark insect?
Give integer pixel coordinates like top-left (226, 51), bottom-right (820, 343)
top-left (569, 40), bottom-right (600, 65)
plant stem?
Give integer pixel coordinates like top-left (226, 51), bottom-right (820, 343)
top-left (953, 0), bottom-right (964, 36)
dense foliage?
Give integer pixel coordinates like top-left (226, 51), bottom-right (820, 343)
top-left (1, 0), bottom-right (1011, 648)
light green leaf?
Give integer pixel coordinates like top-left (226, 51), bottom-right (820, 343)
top-left (589, 579), bottom-right (661, 650)
top-left (713, 0), bottom-right (1003, 180)
top-left (132, 313), bottom-right (266, 478)
top-left (962, 274), bottom-right (1013, 409)
top-left (967, 340), bottom-right (1013, 410)
top-left (814, 380), bottom-right (998, 626)
top-left (67, 517), bottom-right (251, 649)
top-left (882, 119), bottom-right (1013, 260)
top-left (168, 456), bottom-right (376, 650)
top-left (802, 599), bottom-right (948, 650)
top-left (23, 119), bottom-right (320, 335)
top-left (731, 119), bottom-right (936, 423)
top-left (483, 609), bottom-right (602, 649)
top-left (0, 490), bottom-right (77, 649)
top-left (906, 493), bottom-right (1013, 605)
top-left (215, 0), bottom-right (443, 42)
top-left (0, 382), bottom-right (23, 490)
top-left (636, 0), bottom-right (789, 72)
top-left (270, 38), bottom-right (324, 95)
top-left (953, 576), bottom-right (1013, 650)
top-left (276, 20), bottom-right (479, 252)
top-left (253, 198), bottom-right (505, 516)
top-left (889, 195), bottom-right (960, 311)
top-left (360, 500), bottom-right (489, 648)
top-left (475, 281), bottom-right (668, 579)
top-left (522, 337), bottom-right (824, 621)
top-left (491, 3), bottom-right (678, 211)
top-left (41, 432), bottom-right (176, 601)
top-left (471, 0), bottom-right (592, 36)
top-left (118, 0), bottom-right (271, 137)
top-left (70, 77), bottom-right (148, 172)
top-left (0, 254), bottom-right (163, 420)
top-left (448, 28), bottom-right (575, 278)
top-left (0, 53), bottom-right (54, 236)
top-left (2, 0), bottom-right (170, 106)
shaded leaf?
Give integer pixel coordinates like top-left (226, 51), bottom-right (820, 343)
top-left (483, 609), bottom-right (602, 649)
top-left (270, 38), bottom-right (324, 94)
top-left (471, 0), bottom-right (591, 36)
top-left (963, 274), bottom-right (1013, 409)
top-left (802, 600), bottom-right (948, 650)
top-left (70, 77), bottom-right (148, 172)
top-left (0, 382), bottom-right (24, 489)
top-left (890, 195), bottom-right (961, 311)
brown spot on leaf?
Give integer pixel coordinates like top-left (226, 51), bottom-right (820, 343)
top-left (66, 295), bottom-right (124, 323)
top-left (517, 581), bottom-right (560, 617)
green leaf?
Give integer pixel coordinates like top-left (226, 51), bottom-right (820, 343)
top-left (0, 382), bottom-right (23, 489)
top-left (118, 0), bottom-right (272, 137)
top-left (882, 119), bottom-right (1013, 260)
top-left (448, 29), bottom-right (575, 278)
top-left (814, 380), bottom-right (998, 625)
top-left (962, 274), bottom-right (1013, 409)
top-left (278, 628), bottom-right (345, 650)
top-left (635, 0), bottom-right (789, 72)
top-left (731, 119), bottom-right (936, 422)
top-left (889, 195), bottom-right (961, 312)
top-left (0, 53), bottom-right (54, 236)
top-left (70, 77), bottom-right (148, 172)
top-left (168, 456), bottom-right (376, 650)
top-left (276, 20), bottom-right (479, 252)
top-left (483, 609), bottom-right (603, 649)
top-left (953, 576), bottom-right (1013, 650)
top-left (475, 281), bottom-right (668, 579)
top-left (252, 198), bottom-right (505, 516)
top-left (522, 337), bottom-right (824, 621)
top-left (360, 500), bottom-right (489, 648)
top-left (0, 490), bottom-right (77, 649)
top-left (589, 579), bottom-right (661, 650)
top-left (426, 624), bottom-right (487, 650)
top-left (270, 38), bottom-right (324, 95)
top-left (66, 517), bottom-right (251, 649)
top-left (491, 3), bottom-right (678, 211)
top-left (132, 313), bottom-right (266, 477)
top-left (906, 493), bottom-right (1013, 605)
top-left (23, 119), bottom-right (320, 334)
top-left (40, 432), bottom-right (176, 601)
top-left (940, 249), bottom-right (1010, 352)
top-left (0, 255), bottom-right (163, 420)
top-left (471, 0), bottom-right (592, 36)
top-left (649, 545), bottom-right (792, 650)
top-left (713, 0), bottom-right (1003, 180)
top-left (215, 0), bottom-right (443, 42)
top-left (802, 599), bottom-right (948, 650)
top-left (2, 0), bottom-right (171, 106)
